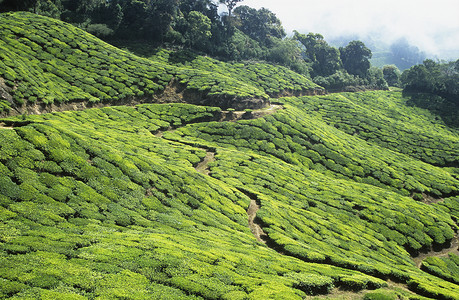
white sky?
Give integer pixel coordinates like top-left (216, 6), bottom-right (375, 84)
top-left (226, 0), bottom-right (459, 58)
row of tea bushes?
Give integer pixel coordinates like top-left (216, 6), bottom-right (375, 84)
top-left (294, 91), bottom-right (459, 168)
top-left (421, 253), bottom-right (459, 285)
top-left (203, 148), bottom-right (455, 268)
top-left (1, 103), bottom-right (393, 299)
top-left (0, 12), bottom-right (257, 111)
top-left (167, 96), bottom-right (459, 198)
top-left (150, 49), bottom-right (322, 96)
top-left (0, 12), bottom-right (322, 115)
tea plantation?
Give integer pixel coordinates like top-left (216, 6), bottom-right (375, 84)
top-left (0, 12), bottom-right (321, 115)
top-left (0, 11), bottom-right (459, 300)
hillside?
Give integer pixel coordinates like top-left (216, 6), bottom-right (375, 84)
top-left (0, 12), bottom-right (322, 117)
top-left (0, 12), bottom-right (459, 300)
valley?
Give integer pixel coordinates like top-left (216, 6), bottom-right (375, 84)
top-left (0, 11), bottom-right (458, 300)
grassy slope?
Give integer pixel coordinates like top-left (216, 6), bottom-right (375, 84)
top-left (0, 11), bottom-right (458, 300)
top-left (0, 12), bottom-right (321, 115)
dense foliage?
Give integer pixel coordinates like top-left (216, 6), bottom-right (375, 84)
top-left (294, 32), bottom-right (388, 90)
top-left (422, 253), bottom-right (459, 285)
top-left (169, 92), bottom-right (459, 198)
top-left (402, 59), bottom-right (459, 101)
top-left (0, 9), bottom-right (458, 300)
top-left (400, 59), bottom-right (459, 128)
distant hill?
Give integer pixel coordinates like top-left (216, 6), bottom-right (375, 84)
top-left (0, 11), bottom-right (459, 300)
top-left (330, 36), bottom-right (427, 70)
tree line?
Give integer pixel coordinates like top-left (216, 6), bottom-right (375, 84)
top-left (1, 0), bottom-right (458, 96)
top-left (402, 59), bottom-right (459, 101)
top-left (0, 0), bottom-right (389, 90)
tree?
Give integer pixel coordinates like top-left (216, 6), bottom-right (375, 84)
top-left (233, 6), bottom-right (285, 47)
top-left (401, 64), bottom-right (430, 92)
top-left (185, 11), bottom-right (212, 49)
top-left (340, 40), bottom-right (372, 77)
top-left (219, 0), bottom-right (243, 18)
top-left (366, 67), bottom-right (388, 90)
top-left (0, 0), bottom-right (62, 15)
top-left (228, 29), bottom-right (264, 60)
top-left (179, 0), bottom-right (219, 20)
top-left (294, 31), bottom-right (324, 62)
top-left (382, 65), bottom-right (401, 87)
top-left (294, 31), bottom-right (341, 77)
top-left (267, 38), bottom-right (309, 75)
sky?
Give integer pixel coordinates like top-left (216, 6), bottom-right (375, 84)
top-left (225, 0), bottom-right (459, 58)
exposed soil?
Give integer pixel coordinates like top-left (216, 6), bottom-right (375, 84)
top-left (219, 104), bottom-right (283, 122)
top-left (0, 78), bottom-right (271, 118)
top-left (421, 193), bottom-right (444, 205)
top-left (0, 122), bottom-right (14, 130)
top-left (247, 199), bottom-right (268, 243)
top-left (306, 288), bottom-right (367, 300)
top-left (413, 234), bottom-right (459, 268)
top-left (0, 78), bottom-right (14, 107)
top-left (195, 151), bottom-right (215, 176)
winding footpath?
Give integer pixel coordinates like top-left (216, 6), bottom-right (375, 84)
top-left (0, 122), bottom-right (13, 130)
top-left (195, 150), bottom-right (215, 176)
top-left (247, 199), bottom-right (268, 243)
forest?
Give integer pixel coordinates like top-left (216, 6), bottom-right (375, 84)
top-left (0, 2), bottom-right (458, 300)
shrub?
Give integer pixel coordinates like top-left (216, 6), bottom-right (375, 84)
top-left (284, 272), bottom-right (334, 295)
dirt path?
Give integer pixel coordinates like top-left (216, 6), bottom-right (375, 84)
top-left (421, 193), bottom-right (444, 205)
top-left (151, 104), bottom-right (276, 243)
top-left (413, 235), bottom-right (459, 268)
top-left (220, 104), bottom-right (283, 122)
top-left (0, 122), bottom-right (14, 130)
top-left (247, 199), bottom-right (268, 243)
top-left (195, 151), bottom-right (215, 175)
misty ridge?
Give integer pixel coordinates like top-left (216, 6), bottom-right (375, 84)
top-left (240, 0), bottom-right (459, 61)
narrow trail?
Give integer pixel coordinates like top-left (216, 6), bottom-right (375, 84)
top-left (149, 102), bottom-right (454, 298)
top-left (413, 234), bottom-right (459, 268)
top-left (0, 122), bottom-right (14, 130)
top-left (154, 130), bottom-right (165, 138)
top-left (247, 199), bottom-right (268, 243)
top-left (219, 104), bottom-right (283, 122)
top-left (195, 151), bottom-right (215, 175)
top-left (421, 193), bottom-right (444, 205)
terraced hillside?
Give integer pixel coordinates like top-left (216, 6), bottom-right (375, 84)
top-left (0, 90), bottom-right (458, 299)
top-left (0, 12), bottom-right (321, 116)
top-left (0, 11), bottom-right (459, 300)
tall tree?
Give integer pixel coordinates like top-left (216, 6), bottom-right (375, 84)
top-left (382, 65), bottom-right (401, 87)
top-left (294, 31), bottom-right (324, 62)
top-left (185, 11), bottom-right (212, 49)
top-left (219, 0), bottom-right (243, 18)
top-left (339, 40), bottom-right (372, 77)
top-left (294, 31), bottom-right (341, 77)
top-left (233, 6), bottom-right (285, 47)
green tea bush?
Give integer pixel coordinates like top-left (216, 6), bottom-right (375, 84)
top-left (284, 272), bottom-right (334, 295)
top-left (169, 97), bottom-right (459, 198)
top-left (296, 91), bottom-right (459, 168)
top-left (421, 254), bottom-right (459, 284)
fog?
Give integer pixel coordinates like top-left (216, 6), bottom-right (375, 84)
top-left (232, 0), bottom-right (459, 59)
